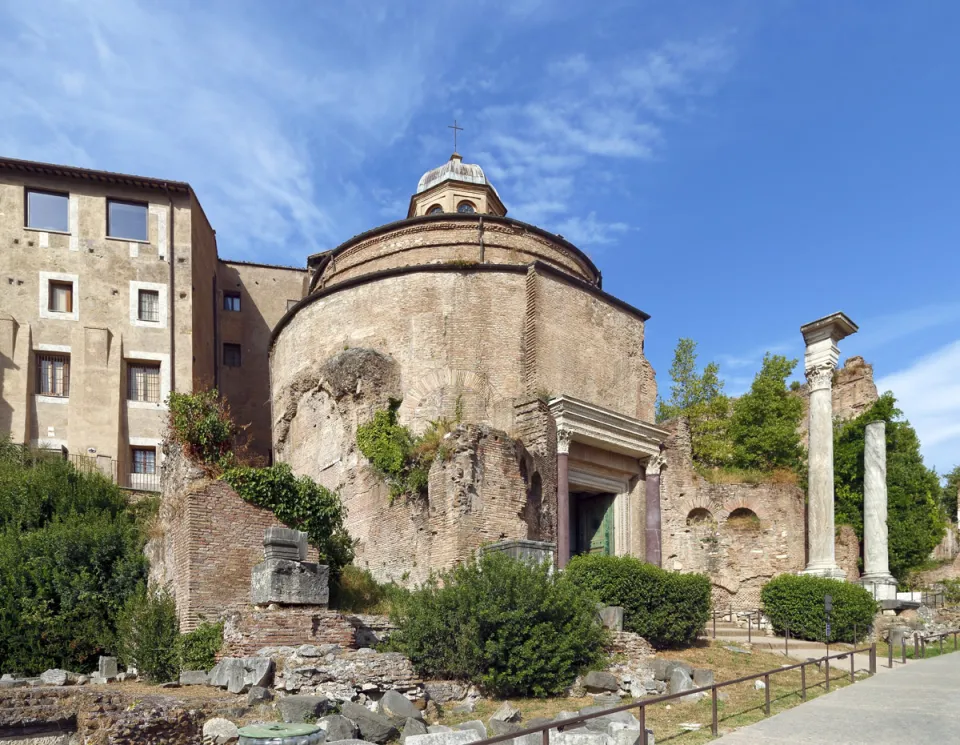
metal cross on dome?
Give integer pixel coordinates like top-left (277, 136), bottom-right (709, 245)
top-left (448, 119), bottom-right (464, 152)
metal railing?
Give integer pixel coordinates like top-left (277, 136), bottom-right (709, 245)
top-left (67, 453), bottom-right (160, 492)
top-left (707, 608), bottom-right (765, 643)
top-left (472, 644), bottom-right (878, 745)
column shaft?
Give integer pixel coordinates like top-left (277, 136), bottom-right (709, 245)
top-left (862, 421), bottom-right (894, 583)
top-left (645, 472), bottom-right (662, 567)
top-left (557, 452), bottom-right (570, 569)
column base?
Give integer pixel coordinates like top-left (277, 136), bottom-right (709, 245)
top-left (800, 564), bottom-right (848, 580)
top-left (858, 575), bottom-right (898, 600)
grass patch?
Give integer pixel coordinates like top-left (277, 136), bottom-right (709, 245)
top-left (696, 467), bottom-right (798, 486)
top-left (435, 642), bottom-right (865, 743)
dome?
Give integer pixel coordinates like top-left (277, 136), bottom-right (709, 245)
top-left (416, 153), bottom-right (496, 195)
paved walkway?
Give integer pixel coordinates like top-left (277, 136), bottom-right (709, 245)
top-left (712, 651), bottom-right (960, 744)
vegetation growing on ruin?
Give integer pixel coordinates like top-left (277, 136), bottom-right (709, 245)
top-left (386, 552), bottom-right (607, 697)
top-left (222, 463), bottom-right (354, 575)
top-left (168, 389), bottom-right (238, 470)
top-left (116, 585), bottom-right (181, 682)
top-left (329, 565), bottom-right (409, 614)
top-left (565, 554), bottom-right (712, 649)
top-left (833, 393), bottom-right (945, 580)
top-left (167, 389), bottom-right (354, 573)
top-left (175, 620), bottom-right (224, 672)
top-left (761, 574), bottom-right (876, 643)
top-left (356, 401), bottom-right (456, 501)
top-left (657, 339), bottom-right (806, 478)
top-left (0, 440), bottom-right (150, 676)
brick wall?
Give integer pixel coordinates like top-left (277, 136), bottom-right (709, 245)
top-left (156, 446), bottom-right (317, 631)
top-left (221, 607), bottom-right (356, 657)
top-left (835, 524), bottom-right (861, 582)
top-left (660, 418), bottom-right (807, 611)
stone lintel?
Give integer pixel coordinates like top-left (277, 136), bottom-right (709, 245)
top-left (549, 394), bottom-right (666, 459)
top-left (800, 312), bottom-right (859, 346)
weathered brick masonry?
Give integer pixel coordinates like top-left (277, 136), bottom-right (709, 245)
top-left (220, 607), bottom-right (357, 657)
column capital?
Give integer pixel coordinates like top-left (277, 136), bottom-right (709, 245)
top-left (645, 451), bottom-right (666, 475)
top-left (805, 361), bottom-right (835, 392)
top-left (556, 428), bottom-right (572, 454)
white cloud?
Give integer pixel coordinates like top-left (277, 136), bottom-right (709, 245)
top-left (473, 36), bottom-right (735, 246)
top-left (0, 1), bottom-right (448, 262)
top-left (877, 340), bottom-right (960, 473)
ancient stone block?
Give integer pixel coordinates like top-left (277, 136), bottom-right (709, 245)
top-left (264, 527), bottom-right (309, 562)
top-left (203, 717), bottom-right (240, 745)
top-left (378, 689), bottom-right (423, 724)
top-left (341, 701), bottom-right (400, 744)
top-left (180, 670), bottom-right (209, 686)
top-left (98, 656), bottom-right (118, 680)
top-left (251, 558), bottom-right (329, 606)
top-left (320, 714), bottom-right (361, 742)
top-left (407, 731), bottom-right (483, 745)
top-left (40, 670), bottom-right (69, 686)
top-left (280, 695), bottom-right (334, 723)
top-left (597, 606), bottom-right (624, 632)
top-left (454, 721), bottom-right (487, 739)
top-left (491, 702), bottom-right (522, 723)
top-left (247, 686), bottom-right (274, 705)
top-left (402, 718), bottom-right (430, 744)
top-left (692, 669), bottom-right (714, 687)
top-left (583, 671), bottom-right (619, 693)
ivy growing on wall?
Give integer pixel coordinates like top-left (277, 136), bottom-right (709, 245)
top-left (166, 390), bottom-right (354, 574)
top-left (221, 464), bottom-right (354, 576)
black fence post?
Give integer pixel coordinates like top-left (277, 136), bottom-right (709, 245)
top-left (711, 687), bottom-right (718, 736)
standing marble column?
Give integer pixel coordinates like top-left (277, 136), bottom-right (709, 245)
top-left (556, 429), bottom-right (571, 569)
top-left (644, 452), bottom-right (665, 567)
top-left (801, 313), bottom-right (858, 579)
top-left (860, 421), bottom-right (897, 597)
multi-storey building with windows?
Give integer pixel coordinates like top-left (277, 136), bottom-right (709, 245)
top-left (0, 157), bottom-right (307, 488)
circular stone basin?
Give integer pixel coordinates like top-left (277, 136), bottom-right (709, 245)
top-left (238, 723), bottom-right (323, 745)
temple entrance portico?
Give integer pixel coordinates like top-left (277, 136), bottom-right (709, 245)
top-left (549, 395), bottom-right (668, 568)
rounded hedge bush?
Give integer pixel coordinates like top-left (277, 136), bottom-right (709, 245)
top-left (761, 574), bottom-right (877, 643)
top-left (565, 554), bottom-right (711, 649)
top-left (386, 551), bottom-right (607, 697)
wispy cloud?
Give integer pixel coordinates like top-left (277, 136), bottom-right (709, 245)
top-left (876, 340), bottom-right (960, 473)
top-left (0, 1), bottom-right (447, 262)
top-left (473, 37), bottom-right (735, 247)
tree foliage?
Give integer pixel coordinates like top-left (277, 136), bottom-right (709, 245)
top-left (115, 585), bottom-right (180, 682)
top-left (656, 338), bottom-right (732, 468)
top-left (167, 389), bottom-right (237, 470)
top-left (834, 393), bottom-right (945, 579)
top-left (0, 443), bottom-right (148, 675)
top-left (941, 465), bottom-right (960, 521)
top-left (386, 552), bottom-right (607, 697)
top-left (565, 554), bottom-right (711, 649)
top-left (222, 463), bottom-right (354, 575)
top-left (175, 621), bottom-right (223, 672)
top-left (728, 354), bottom-right (804, 471)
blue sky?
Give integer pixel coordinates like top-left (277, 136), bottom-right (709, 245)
top-left (2, 1), bottom-right (958, 475)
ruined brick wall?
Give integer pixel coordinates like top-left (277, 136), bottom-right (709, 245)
top-left (659, 419), bottom-right (806, 611)
top-left (154, 446), bottom-right (315, 631)
top-left (220, 607), bottom-right (357, 657)
top-left (346, 424), bottom-right (540, 586)
top-left (0, 688), bottom-right (225, 745)
top-left (835, 524), bottom-right (861, 582)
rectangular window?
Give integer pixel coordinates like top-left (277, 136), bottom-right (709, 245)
top-left (26, 189), bottom-right (69, 232)
top-left (131, 447), bottom-right (156, 474)
top-left (138, 289), bottom-right (160, 322)
top-left (37, 353), bottom-right (70, 397)
top-left (127, 362), bottom-right (161, 403)
top-left (223, 343), bottom-right (242, 368)
top-left (223, 292), bottom-right (241, 312)
top-left (107, 199), bottom-right (148, 241)
top-left (48, 280), bottom-right (73, 313)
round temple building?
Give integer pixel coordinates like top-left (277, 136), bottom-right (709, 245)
top-left (270, 153), bottom-right (667, 585)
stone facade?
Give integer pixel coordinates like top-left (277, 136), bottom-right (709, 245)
top-left (271, 204), bottom-right (659, 582)
top-left (659, 418), bottom-right (807, 610)
top-left (0, 156), bottom-right (309, 474)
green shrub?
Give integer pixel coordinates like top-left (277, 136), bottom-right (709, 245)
top-left (760, 574), bottom-right (877, 643)
top-left (565, 554), bottom-right (711, 649)
top-left (386, 552), bottom-right (607, 697)
top-left (329, 565), bottom-right (409, 614)
top-left (167, 389), bottom-right (237, 469)
top-left (115, 585), bottom-right (180, 682)
top-left (222, 463), bottom-right (354, 575)
top-left (175, 621), bottom-right (223, 672)
top-left (0, 446), bottom-right (148, 675)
